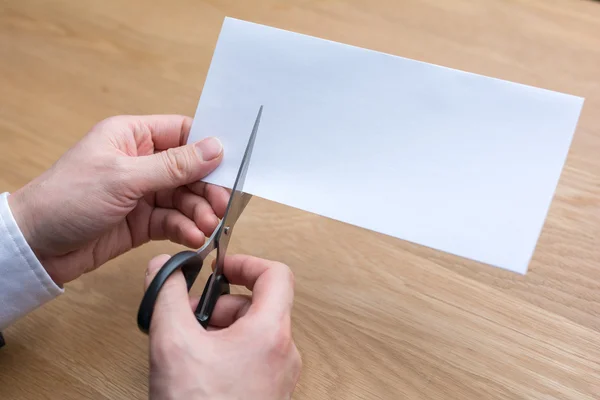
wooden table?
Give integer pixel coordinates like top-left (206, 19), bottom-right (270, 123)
top-left (1, 1), bottom-right (599, 398)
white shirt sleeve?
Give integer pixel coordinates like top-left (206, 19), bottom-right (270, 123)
top-left (0, 192), bottom-right (63, 332)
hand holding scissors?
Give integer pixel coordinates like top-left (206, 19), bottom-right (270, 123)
top-left (137, 106), bottom-right (263, 333)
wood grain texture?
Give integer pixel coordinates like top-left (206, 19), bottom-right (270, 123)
top-left (1, 0), bottom-right (599, 398)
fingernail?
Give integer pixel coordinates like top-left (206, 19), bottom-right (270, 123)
top-left (195, 137), bottom-right (223, 161)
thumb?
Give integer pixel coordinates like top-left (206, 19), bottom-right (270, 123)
top-left (144, 254), bottom-right (198, 335)
top-left (130, 137), bottom-right (223, 194)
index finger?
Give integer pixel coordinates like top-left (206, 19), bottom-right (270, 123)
top-left (221, 254), bottom-right (295, 321)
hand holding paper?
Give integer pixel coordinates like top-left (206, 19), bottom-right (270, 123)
top-left (188, 17), bottom-right (584, 274)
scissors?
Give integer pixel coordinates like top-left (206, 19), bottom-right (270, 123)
top-left (137, 105), bottom-right (263, 334)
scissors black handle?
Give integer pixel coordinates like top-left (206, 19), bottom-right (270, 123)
top-left (137, 250), bottom-right (230, 334)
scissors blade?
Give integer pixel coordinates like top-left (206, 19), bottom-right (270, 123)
top-left (220, 105), bottom-right (262, 232)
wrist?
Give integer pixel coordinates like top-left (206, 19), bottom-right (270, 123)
top-left (7, 189), bottom-right (58, 283)
top-left (8, 189), bottom-right (38, 250)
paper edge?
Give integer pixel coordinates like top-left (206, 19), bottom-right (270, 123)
top-left (514, 96), bottom-right (586, 274)
top-left (222, 16), bottom-right (585, 103)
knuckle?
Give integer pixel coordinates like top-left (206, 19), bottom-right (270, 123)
top-left (91, 115), bottom-right (122, 130)
top-left (267, 318), bottom-right (295, 359)
top-left (162, 148), bottom-right (191, 182)
top-left (105, 115), bottom-right (129, 126)
top-left (175, 222), bottom-right (187, 242)
top-left (91, 115), bottom-right (135, 138)
top-left (272, 261), bottom-right (295, 288)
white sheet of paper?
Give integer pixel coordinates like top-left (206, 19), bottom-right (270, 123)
top-left (187, 17), bottom-right (584, 274)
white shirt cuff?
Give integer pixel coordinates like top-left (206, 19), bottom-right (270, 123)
top-left (0, 192), bottom-right (63, 331)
